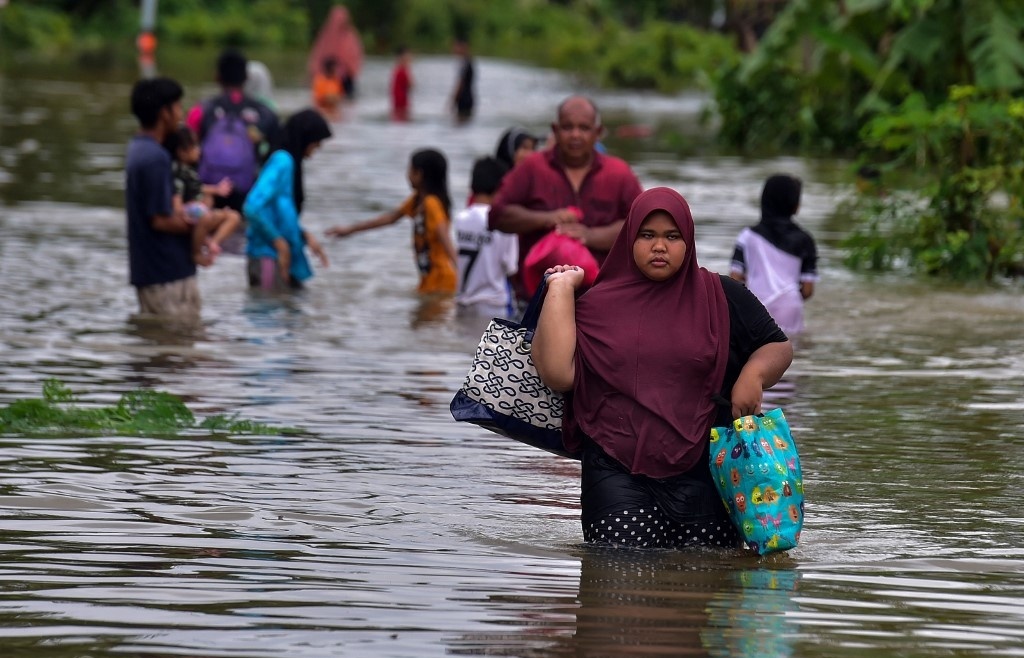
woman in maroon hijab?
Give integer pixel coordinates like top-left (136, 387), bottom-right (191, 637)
top-left (533, 187), bottom-right (793, 549)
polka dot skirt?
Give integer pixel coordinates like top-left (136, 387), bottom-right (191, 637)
top-left (583, 505), bottom-right (740, 549)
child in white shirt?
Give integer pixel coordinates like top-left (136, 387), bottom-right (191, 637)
top-left (455, 157), bottom-right (518, 317)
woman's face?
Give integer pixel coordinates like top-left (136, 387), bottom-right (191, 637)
top-left (304, 141), bottom-right (322, 158)
top-left (513, 138), bottom-right (537, 166)
top-left (632, 210), bottom-right (686, 281)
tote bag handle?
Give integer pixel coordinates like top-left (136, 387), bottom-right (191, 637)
top-left (520, 276), bottom-right (549, 344)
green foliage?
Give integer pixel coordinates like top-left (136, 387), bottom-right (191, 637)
top-left (850, 85), bottom-right (1024, 279)
top-left (0, 3), bottom-right (74, 53)
top-left (0, 380), bottom-right (302, 437)
top-left (161, 0), bottom-right (310, 48)
top-left (600, 22), bottom-right (737, 92)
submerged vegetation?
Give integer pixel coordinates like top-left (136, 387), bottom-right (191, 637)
top-left (0, 380), bottom-right (302, 437)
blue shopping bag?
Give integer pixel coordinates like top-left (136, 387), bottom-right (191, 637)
top-left (709, 408), bottom-right (804, 555)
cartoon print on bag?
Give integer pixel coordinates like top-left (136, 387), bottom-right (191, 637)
top-left (730, 467), bottom-right (741, 487)
top-left (735, 492), bottom-right (747, 513)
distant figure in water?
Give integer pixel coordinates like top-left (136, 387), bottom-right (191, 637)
top-left (308, 5), bottom-right (363, 98)
top-left (449, 37), bottom-right (475, 123)
top-left (390, 45), bottom-right (413, 122)
top-left (729, 174), bottom-right (818, 337)
top-left (312, 56), bottom-right (344, 121)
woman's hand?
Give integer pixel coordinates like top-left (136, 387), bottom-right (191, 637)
top-left (543, 264), bottom-right (586, 290)
top-left (729, 371), bottom-right (764, 420)
top-left (273, 237), bottom-right (291, 281)
top-left (730, 340), bottom-right (793, 419)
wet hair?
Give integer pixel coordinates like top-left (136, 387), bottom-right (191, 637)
top-left (163, 125), bottom-right (198, 159)
top-left (130, 77), bottom-right (183, 129)
top-left (395, 45), bottom-right (408, 56)
top-left (410, 149), bottom-right (451, 217)
top-left (470, 156), bottom-right (508, 196)
top-left (217, 48), bottom-right (248, 87)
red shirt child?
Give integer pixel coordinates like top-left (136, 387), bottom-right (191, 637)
top-left (390, 47), bottom-right (413, 121)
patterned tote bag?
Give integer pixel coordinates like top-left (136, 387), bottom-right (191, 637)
top-left (709, 408), bottom-right (804, 555)
top-left (450, 281), bottom-right (576, 458)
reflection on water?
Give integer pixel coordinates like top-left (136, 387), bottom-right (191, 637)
top-left (1, 49), bottom-right (1024, 657)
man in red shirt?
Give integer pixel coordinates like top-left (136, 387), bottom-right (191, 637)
top-left (488, 95), bottom-right (643, 300)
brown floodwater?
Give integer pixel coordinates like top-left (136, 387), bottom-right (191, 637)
top-left (0, 46), bottom-right (1023, 657)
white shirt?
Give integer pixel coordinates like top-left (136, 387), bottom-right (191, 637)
top-left (454, 203), bottom-right (518, 310)
top-left (731, 228), bottom-right (817, 336)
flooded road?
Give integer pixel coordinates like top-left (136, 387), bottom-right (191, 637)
top-left (1, 48), bottom-right (1023, 657)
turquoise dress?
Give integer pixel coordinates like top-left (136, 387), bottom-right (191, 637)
top-left (243, 150), bottom-right (313, 283)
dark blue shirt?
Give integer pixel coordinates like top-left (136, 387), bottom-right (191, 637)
top-left (125, 135), bottom-right (195, 288)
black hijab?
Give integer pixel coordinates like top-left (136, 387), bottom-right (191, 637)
top-left (494, 127), bottom-right (534, 169)
top-left (751, 174), bottom-right (812, 258)
top-left (276, 109), bottom-right (332, 213)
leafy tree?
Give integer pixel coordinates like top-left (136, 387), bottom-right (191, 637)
top-left (713, 0), bottom-right (1024, 279)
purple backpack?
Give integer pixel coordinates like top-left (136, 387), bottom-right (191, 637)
top-left (197, 99), bottom-right (258, 193)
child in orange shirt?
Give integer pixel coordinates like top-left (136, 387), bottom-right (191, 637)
top-left (312, 56), bottom-right (343, 120)
top-left (325, 149), bottom-right (457, 295)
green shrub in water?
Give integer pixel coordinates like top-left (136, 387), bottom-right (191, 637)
top-left (0, 380), bottom-right (301, 437)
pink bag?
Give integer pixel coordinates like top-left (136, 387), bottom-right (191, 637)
top-left (522, 230), bottom-right (599, 298)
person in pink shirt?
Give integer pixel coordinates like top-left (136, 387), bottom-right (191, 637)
top-left (488, 95), bottom-right (642, 301)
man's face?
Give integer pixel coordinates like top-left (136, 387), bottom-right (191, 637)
top-left (161, 100), bottom-right (183, 132)
top-left (552, 100), bottom-right (600, 166)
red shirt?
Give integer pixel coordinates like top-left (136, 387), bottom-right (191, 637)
top-left (391, 64), bottom-right (411, 112)
top-left (488, 148), bottom-right (643, 286)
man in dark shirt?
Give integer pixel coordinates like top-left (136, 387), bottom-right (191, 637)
top-left (450, 38), bottom-right (475, 123)
top-left (488, 95), bottom-right (643, 299)
top-left (125, 77), bottom-right (201, 319)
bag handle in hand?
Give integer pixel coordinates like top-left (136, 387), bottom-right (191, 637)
top-left (520, 276), bottom-right (549, 343)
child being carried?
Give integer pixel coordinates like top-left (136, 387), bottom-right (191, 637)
top-left (165, 125), bottom-right (242, 265)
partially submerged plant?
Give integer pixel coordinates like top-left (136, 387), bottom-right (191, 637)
top-left (0, 379), bottom-right (303, 437)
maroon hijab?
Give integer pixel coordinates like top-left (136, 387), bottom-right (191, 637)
top-left (569, 187), bottom-right (730, 478)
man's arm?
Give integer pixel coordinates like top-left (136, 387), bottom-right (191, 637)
top-left (151, 212), bottom-right (192, 234)
top-left (491, 204), bottom-right (577, 235)
top-left (556, 219), bottom-right (623, 252)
